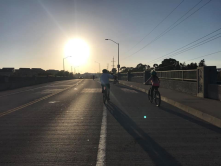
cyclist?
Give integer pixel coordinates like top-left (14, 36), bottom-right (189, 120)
top-left (145, 70), bottom-right (160, 100)
top-left (100, 69), bottom-right (114, 100)
top-left (113, 75), bottom-right (118, 84)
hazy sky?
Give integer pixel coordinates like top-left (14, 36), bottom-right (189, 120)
top-left (0, 0), bottom-right (221, 73)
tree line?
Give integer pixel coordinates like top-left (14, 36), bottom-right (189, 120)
top-left (117, 58), bottom-right (206, 73)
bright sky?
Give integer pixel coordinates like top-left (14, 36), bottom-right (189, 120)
top-left (0, 0), bottom-right (221, 73)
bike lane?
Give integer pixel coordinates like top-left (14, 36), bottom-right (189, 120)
top-left (105, 83), bottom-right (221, 166)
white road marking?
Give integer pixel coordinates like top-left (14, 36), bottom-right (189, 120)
top-left (36, 89), bottom-right (64, 94)
top-left (120, 88), bottom-right (138, 93)
top-left (48, 101), bottom-right (60, 104)
top-left (81, 88), bottom-right (101, 93)
top-left (96, 105), bottom-right (107, 166)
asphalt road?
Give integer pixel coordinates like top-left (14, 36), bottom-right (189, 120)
top-left (0, 79), bottom-right (220, 166)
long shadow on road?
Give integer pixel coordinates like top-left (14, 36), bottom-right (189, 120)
top-left (106, 101), bottom-right (182, 166)
top-left (159, 105), bottom-right (221, 134)
top-left (114, 83), bottom-right (221, 134)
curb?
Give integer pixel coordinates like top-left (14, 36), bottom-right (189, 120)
top-left (119, 81), bottom-right (221, 128)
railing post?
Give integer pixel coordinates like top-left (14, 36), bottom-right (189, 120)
top-left (182, 71), bottom-right (184, 81)
top-left (144, 70), bottom-right (150, 83)
top-left (197, 66), bottom-right (217, 98)
top-left (127, 71), bottom-right (131, 81)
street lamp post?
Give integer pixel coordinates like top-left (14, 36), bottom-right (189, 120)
top-left (63, 56), bottom-right (72, 71)
top-left (95, 61), bottom-right (100, 73)
top-left (105, 39), bottom-right (120, 78)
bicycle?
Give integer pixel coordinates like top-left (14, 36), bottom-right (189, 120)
top-left (146, 84), bottom-right (161, 107)
top-left (103, 85), bottom-right (110, 104)
top-left (113, 79), bottom-right (119, 84)
top-left (113, 76), bottom-right (119, 84)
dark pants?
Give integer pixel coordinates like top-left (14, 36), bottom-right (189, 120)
top-left (101, 84), bottom-right (110, 98)
top-left (151, 86), bottom-right (159, 98)
top-left (101, 84), bottom-right (110, 91)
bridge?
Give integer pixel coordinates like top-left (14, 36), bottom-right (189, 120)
top-left (0, 67), bottom-right (220, 165)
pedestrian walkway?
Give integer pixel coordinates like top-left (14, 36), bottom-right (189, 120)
top-left (119, 80), bottom-right (221, 128)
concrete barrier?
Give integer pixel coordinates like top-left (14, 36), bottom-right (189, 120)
top-left (208, 84), bottom-right (221, 101)
top-left (120, 72), bottom-right (197, 95)
top-left (0, 76), bottom-right (74, 91)
top-left (160, 79), bottom-right (197, 95)
top-left (119, 66), bottom-right (218, 98)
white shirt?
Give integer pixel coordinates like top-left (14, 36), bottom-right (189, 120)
top-left (100, 73), bottom-right (114, 85)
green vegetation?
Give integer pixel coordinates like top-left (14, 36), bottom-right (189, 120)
top-left (119, 58), bottom-right (206, 73)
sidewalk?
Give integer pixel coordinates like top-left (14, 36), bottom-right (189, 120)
top-left (119, 80), bottom-right (221, 128)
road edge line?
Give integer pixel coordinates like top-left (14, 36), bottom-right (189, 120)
top-left (96, 105), bottom-right (107, 166)
top-left (119, 82), bottom-right (221, 128)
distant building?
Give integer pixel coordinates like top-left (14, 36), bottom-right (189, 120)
top-left (46, 69), bottom-right (59, 75)
top-left (81, 73), bottom-right (98, 79)
top-left (0, 68), bottom-right (15, 77)
top-left (16, 68), bottom-right (32, 77)
top-left (31, 68), bottom-right (45, 76)
top-left (217, 68), bottom-right (221, 72)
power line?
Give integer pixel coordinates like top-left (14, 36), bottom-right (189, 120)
top-left (186, 50), bottom-right (221, 62)
top-left (123, 0), bottom-right (212, 60)
top-left (157, 35), bottom-right (221, 62)
top-left (147, 27), bottom-right (221, 63)
top-left (123, 0), bottom-right (204, 59)
top-left (155, 50), bottom-right (221, 70)
top-left (122, 0), bottom-right (184, 56)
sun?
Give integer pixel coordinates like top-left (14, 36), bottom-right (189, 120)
top-left (64, 38), bottom-right (90, 66)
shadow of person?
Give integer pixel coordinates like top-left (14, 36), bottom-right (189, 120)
top-left (106, 101), bottom-right (182, 166)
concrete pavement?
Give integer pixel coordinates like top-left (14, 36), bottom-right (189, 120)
top-left (0, 79), bottom-right (220, 165)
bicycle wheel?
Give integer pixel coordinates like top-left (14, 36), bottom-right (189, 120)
top-left (103, 90), bottom-right (107, 104)
top-left (154, 91), bottom-right (161, 107)
top-left (148, 89), bottom-right (153, 103)
top-left (107, 89), bottom-right (110, 101)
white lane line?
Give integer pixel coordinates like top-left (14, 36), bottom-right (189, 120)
top-left (96, 105), bottom-right (107, 166)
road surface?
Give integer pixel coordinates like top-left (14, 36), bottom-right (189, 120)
top-left (0, 79), bottom-right (220, 166)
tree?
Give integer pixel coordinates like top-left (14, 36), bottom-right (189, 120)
top-left (120, 66), bottom-right (127, 72)
top-left (158, 58), bottom-right (180, 71)
top-left (186, 62), bottom-right (198, 69)
top-left (199, 59), bottom-right (206, 67)
top-left (135, 63), bottom-right (147, 71)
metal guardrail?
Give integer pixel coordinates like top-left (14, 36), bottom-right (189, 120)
top-left (157, 70), bottom-right (197, 81)
top-left (121, 70), bottom-right (197, 82)
top-left (130, 72), bottom-right (143, 77)
top-left (120, 73), bottom-right (127, 77)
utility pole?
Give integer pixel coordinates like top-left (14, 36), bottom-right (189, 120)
top-left (111, 57), bottom-right (115, 69)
